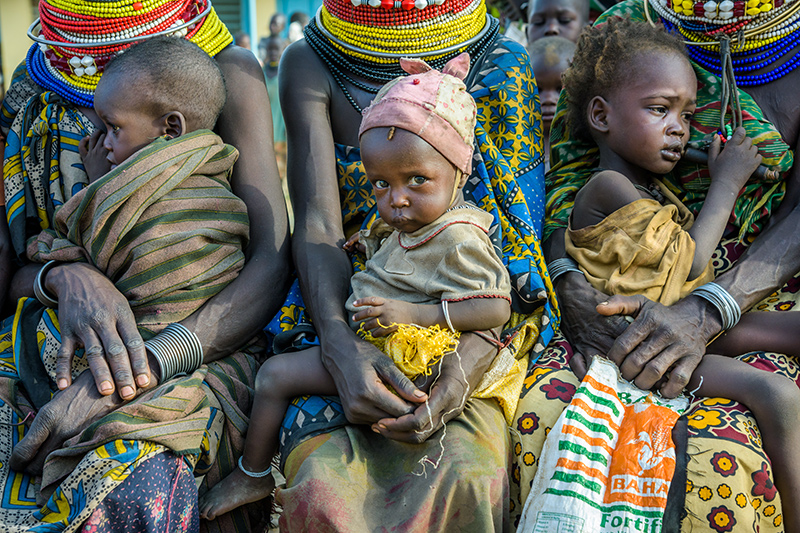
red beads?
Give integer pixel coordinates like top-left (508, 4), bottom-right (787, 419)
top-left (133, 1), bottom-right (144, 9)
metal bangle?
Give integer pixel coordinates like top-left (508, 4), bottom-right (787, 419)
top-left (26, 3), bottom-right (212, 49)
top-left (691, 282), bottom-right (742, 331)
top-left (238, 456), bottom-right (273, 478)
top-left (144, 323), bottom-right (204, 383)
top-left (33, 260), bottom-right (60, 308)
top-left (442, 300), bottom-right (456, 333)
top-left (546, 257), bottom-right (584, 284)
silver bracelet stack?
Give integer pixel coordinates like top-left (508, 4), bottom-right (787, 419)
top-left (144, 323), bottom-right (204, 382)
top-left (33, 260), bottom-right (60, 308)
top-left (691, 282), bottom-right (742, 331)
top-left (546, 256), bottom-right (584, 283)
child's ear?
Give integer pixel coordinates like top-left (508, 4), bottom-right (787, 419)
top-left (457, 169), bottom-right (468, 188)
top-left (588, 96), bottom-right (610, 134)
top-left (161, 111), bottom-right (187, 139)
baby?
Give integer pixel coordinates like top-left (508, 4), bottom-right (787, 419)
top-left (29, 36), bottom-right (248, 392)
top-left (563, 19), bottom-right (800, 530)
top-left (199, 53), bottom-right (516, 520)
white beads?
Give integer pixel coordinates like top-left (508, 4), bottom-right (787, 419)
top-left (415, 0), bottom-right (428, 8)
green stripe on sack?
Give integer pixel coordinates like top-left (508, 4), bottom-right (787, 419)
top-left (550, 470), bottom-right (602, 494)
top-left (574, 388), bottom-right (621, 417)
top-left (557, 440), bottom-right (609, 466)
top-left (542, 488), bottom-right (666, 518)
top-left (564, 410), bottom-right (615, 440)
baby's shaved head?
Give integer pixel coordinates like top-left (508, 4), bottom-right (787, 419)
top-left (101, 36), bottom-right (226, 131)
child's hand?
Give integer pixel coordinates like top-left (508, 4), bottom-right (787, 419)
top-left (707, 127), bottom-right (762, 193)
top-left (79, 130), bottom-right (112, 182)
top-left (342, 232), bottom-right (366, 254)
top-left (352, 297), bottom-right (421, 337)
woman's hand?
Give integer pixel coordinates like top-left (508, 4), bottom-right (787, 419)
top-left (46, 262), bottom-right (150, 400)
top-left (321, 324), bottom-right (427, 424)
top-left (9, 370), bottom-right (126, 476)
top-left (370, 331), bottom-right (496, 442)
top-left (598, 294), bottom-right (721, 398)
top-left (556, 271), bottom-right (630, 379)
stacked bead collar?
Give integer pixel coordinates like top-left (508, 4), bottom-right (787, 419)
top-left (304, 0), bottom-right (499, 112)
top-left (26, 0), bottom-right (232, 106)
top-left (647, 0), bottom-right (800, 84)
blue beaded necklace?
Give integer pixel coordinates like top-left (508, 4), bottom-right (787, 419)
top-left (663, 18), bottom-right (800, 85)
top-left (26, 45), bottom-right (94, 107)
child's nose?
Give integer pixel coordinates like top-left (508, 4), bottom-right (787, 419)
top-left (102, 134), bottom-right (113, 152)
top-left (390, 189), bottom-right (410, 207)
top-left (544, 19), bottom-right (560, 36)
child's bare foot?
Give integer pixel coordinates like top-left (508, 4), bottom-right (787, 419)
top-left (199, 465), bottom-right (275, 520)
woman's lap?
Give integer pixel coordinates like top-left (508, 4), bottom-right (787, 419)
top-left (277, 397), bottom-right (510, 532)
top-left (81, 452), bottom-right (199, 533)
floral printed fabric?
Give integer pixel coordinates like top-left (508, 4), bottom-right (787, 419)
top-left (510, 238), bottom-right (796, 532)
top-left (81, 453), bottom-right (199, 533)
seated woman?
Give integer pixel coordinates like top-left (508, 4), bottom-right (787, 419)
top-left (519, 0), bottom-right (800, 529)
top-left (0, 2), bottom-right (290, 531)
top-left (271, 0), bottom-right (557, 529)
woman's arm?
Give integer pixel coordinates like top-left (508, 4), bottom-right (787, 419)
top-left (179, 46), bottom-right (291, 359)
top-left (279, 42), bottom-right (425, 424)
top-left (46, 46), bottom-right (292, 399)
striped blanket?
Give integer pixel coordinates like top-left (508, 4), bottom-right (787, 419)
top-left (0, 130), bottom-right (257, 532)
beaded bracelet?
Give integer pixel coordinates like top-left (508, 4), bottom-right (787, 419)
top-left (238, 456), bottom-right (273, 478)
top-left (144, 323), bottom-right (204, 382)
top-left (691, 282), bottom-right (742, 330)
top-left (546, 257), bottom-right (585, 284)
top-left (33, 261), bottom-right (61, 308)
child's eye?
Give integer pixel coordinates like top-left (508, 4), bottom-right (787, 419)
top-left (373, 179), bottom-right (389, 189)
top-left (558, 16), bottom-right (574, 23)
top-left (411, 176), bottom-right (427, 185)
top-left (682, 112), bottom-right (694, 121)
top-left (650, 106), bottom-right (667, 115)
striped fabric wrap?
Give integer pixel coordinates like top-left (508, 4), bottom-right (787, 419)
top-left (519, 357), bottom-right (689, 531)
top-left (27, 129), bottom-right (248, 334)
top-left (0, 129), bottom-right (262, 531)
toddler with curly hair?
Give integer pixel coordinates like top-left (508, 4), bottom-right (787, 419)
top-left (563, 18), bottom-right (800, 528)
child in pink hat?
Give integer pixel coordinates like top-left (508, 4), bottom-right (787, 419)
top-left (200, 53), bottom-right (517, 519)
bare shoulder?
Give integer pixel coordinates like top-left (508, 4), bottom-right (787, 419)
top-left (279, 40), bottom-right (331, 94)
top-left (215, 45), bottom-right (265, 79)
top-left (571, 170), bottom-right (642, 230)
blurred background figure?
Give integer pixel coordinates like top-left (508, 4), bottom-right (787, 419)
top-left (526, 36), bottom-right (575, 170)
top-left (235, 32), bottom-right (252, 50)
top-left (259, 12), bottom-right (288, 63)
top-left (526, 0), bottom-right (588, 42)
top-left (288, 11), bottom-right (310, 43)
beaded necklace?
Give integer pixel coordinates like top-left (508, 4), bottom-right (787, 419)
top-left (646, 0), bottom-right (800, 84)
top-left (305, 9), bottom-right (499, 112)
top-left (26, 0), bottom-right (232, 107)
